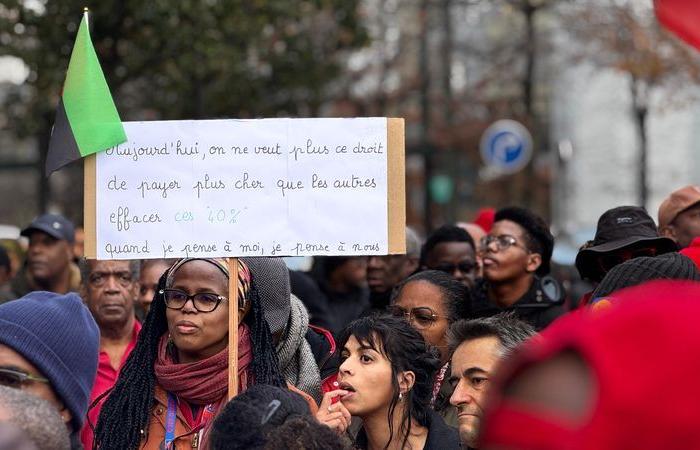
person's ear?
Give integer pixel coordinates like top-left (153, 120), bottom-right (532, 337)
top-left (238, 299), bottom-right (251, 325)
top-left (525, 253), bottom-right (542, 274)
top-left (405, 256), bottom-right (419, 274)
top-left (659, 225), bottom-right (676, 240)
top-left (58, 403), bottom-right (72, 426)
top-left (130, 280), bottom-right (140, 301)
top-left (79, 283), bottom-right (88, 303)
top-left (63, 241), bottom-right (74, 260)
top-left (397, 370), bottom-right (416, 396)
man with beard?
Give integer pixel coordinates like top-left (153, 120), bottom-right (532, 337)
top-left (448, 313), bottom-right (535, 449)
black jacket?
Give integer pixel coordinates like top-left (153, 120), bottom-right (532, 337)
top-left (354, 410), bottom-right (460, 450)
top-left (471, 276), bottom-right (566, 331)
top-left (289, 270), bottom-right (334, 331)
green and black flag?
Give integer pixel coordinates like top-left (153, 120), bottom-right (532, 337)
top-left (46, 10), bottom-right (126, 175)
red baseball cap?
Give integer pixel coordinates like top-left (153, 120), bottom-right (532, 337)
top-left (480, 280), bottom-right (700, 450)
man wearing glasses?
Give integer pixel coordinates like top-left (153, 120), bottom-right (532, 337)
top-left (0, 291), bottom-right (99, 449)
top-left (420, 225), bottom-right (478, 289)
top-left (471, 206), bottom-right (564, 331)
top-left (78, 258), bottom-right (142, 449)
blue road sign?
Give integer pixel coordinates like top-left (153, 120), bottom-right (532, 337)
top-left (480, 120), bottom-right (533, 174)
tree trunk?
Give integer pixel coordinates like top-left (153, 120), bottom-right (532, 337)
top-left (630, 76), bottom-right (649, 208)
top-left (37, 113), bottom-right (53, 213)
top-left (523, 2), bottom-right (536, 117)
top-left (441, 0), bottom-right (457, 223)
top-left (419, 0), bottom-right (433, 231)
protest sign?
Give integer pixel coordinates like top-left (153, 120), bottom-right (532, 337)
top-left (84, 117), bottom-right (405, 260)
top-left (83, 117), bottom-right (405, 398)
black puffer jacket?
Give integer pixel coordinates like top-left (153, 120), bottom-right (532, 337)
top-left (470, 276), bottom-right (566, 331)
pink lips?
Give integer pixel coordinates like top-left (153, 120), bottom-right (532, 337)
top-left (175, 321), bottom-right (198, 334)
top-left (338, 381), bottom-right (356, 399)
top-left (482, 257), bottom-right (497, 267)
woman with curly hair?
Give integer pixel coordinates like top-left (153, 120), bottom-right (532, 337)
top-left (316, 315), bottom-right (460, 450)
top-left (94, 258), bottom-right (285, 450)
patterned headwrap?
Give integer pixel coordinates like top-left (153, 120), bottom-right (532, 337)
top-left (165, 258), bottom-right (251, 309)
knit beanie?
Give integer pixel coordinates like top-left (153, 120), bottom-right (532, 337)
top-left (0, 292), bottom-right (100, 431)
top-left (592, 252), bottom-right (700, 300)
top-left (242, 258), bottom-right (291, 335)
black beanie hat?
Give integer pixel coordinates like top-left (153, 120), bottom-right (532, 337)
top-left (495, 206), bottom-right (554, 276)
top-left (592, 252), bottom-right (700, 299)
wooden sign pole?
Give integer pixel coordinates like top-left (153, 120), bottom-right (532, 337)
top-left (227, 258), bottom-right (240, 399)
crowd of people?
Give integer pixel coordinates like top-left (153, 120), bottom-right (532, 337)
top-left (1, 183), bottom-right (700, 449)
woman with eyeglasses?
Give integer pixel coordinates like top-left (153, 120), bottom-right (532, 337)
top-left (388, 270), bottom-right (469, 427)
top-left (94, 258), bottom-right (286, 450)
top-left (316, 315), bottom-right (460, 449)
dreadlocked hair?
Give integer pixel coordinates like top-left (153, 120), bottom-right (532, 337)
top-left (94, 260), bottom-right (284, 450)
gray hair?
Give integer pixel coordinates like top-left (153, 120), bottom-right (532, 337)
top-left (0, 386), bottom-right (71, 450)
top-left (448, 312), bottom-right (536, 359)
top-left (406, 226), bottom-right (423, 259)
top-left (79, 258), bottom-right (141, 286)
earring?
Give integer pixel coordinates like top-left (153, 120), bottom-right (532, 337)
top-left (398, 392), bottom-right (403, 401)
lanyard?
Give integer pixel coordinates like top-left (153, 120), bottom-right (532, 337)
top-left (164, 392), bottom-right (216, 449)
top-left (165, 393), bottom-right (178, 449)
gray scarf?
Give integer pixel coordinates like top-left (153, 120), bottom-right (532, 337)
top-left (276, 295), bottom-right (322, 402)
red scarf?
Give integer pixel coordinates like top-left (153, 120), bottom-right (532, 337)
top-left (154, 323), bottom-right (253, 414)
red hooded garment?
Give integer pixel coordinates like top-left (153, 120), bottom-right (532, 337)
top-left (480, 280), bottom-right (700, 450)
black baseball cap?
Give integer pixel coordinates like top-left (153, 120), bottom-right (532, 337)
top-left (575, 206), bottom-right (677, 281)
top-left (20, 214), bottom-right (75, 244)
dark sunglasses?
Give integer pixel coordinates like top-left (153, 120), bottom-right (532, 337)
top-left (597, 247), bottom-right (658, 273)
top-left (0, 368), bottom-right (50, 389)
top-left (159, 288), bottom-right (227, 313)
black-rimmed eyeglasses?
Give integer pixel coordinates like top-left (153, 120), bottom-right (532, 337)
top-left (159, 289), bottom-right (227, 313)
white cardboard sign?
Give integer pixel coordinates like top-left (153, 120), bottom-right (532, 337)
top-left (90, 118), bottom-right (396, 260)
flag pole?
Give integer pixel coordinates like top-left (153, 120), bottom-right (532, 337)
top-left (227, 258), bottom-right (240, 399)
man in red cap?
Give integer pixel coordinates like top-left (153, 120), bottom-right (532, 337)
top-left (658, 185), bottom-right (700, 249)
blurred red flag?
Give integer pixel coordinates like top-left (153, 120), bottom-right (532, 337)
top-left (655, 0), bottom-right (700, 51)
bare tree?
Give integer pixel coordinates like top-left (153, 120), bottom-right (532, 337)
top-left (563, 0), bottom-right (700, 206)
